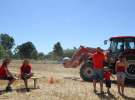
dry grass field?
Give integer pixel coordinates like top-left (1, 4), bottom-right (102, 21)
top-left (0, 60), bottom-right (135, 100)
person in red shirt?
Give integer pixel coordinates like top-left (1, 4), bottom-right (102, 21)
top-left (104, 67), bottom-right (115, 94)
top-left (20, 59), bottom-right (33, 92)
top-left (92, 47), bottom-right (106, 94)
top-left (0, 58), bottom-right (15, 92)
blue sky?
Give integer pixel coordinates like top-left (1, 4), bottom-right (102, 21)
top-left (0, 0), bottom-right (135, 54)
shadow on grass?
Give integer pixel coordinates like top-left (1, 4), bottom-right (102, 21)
top-left (121, 95), bottom-right (135, 100)
top-left (125, 79), bottom-right (135, 88)
top-left (0, 87), bottom-right (39, 95)
top-left (63, 77), bottom-right (85, 82)
top-left (63, 76), bottom-right (96, 82)
top-left (0, 90), bottom-right (7, 95)
top-left (94, 92), bottom-right (117, 100)
top-left (16, 87), bottom-right (40, 93)
top-left (112, 80), bottom-right (135, 88)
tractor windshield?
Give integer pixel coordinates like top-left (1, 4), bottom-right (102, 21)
top-left (110, 38), bottom-right (135, 53)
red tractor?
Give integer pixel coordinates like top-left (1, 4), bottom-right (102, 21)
top-left (63, 36), bottom-right (135, 81)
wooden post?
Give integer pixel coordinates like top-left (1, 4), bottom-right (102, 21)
top-left (33, 78), bottom-right (37, 89)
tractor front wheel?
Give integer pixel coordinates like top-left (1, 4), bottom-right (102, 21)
top-left (80, 64), bottom-right (93, 82)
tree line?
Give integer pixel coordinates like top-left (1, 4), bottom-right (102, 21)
top-left (0, 33), bottom-right (77, 60)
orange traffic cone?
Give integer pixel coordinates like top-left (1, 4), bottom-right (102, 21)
top-left (48, 76), bottom-right (54, 84)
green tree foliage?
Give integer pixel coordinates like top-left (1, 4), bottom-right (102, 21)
top-left (13, 46), bottom-right (20, 59)
top-left (16, 42), bottom-right (38, 59)
top-left (38, 52), bottom-right (45, 60)
top-left (31, 49), bottom-right (38, 59)
top-left (63, 48), bottom-right (76, 58)
top-left (46, 47), bottom-right (77, 60)
top-left (53, 42), bottom-right (63, 60)
top-left (45, 52), bottom-right (53, 60)
top-left (0, 45), bottom-right (6, 59)
top-left (0, 33), bottom-right (15, 50)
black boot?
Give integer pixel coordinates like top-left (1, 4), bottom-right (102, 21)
top-left (5, 86), bottom-right (12, 92)
top-left (26, 88), bottom-right (30, 92)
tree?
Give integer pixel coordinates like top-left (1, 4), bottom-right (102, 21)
top-left (16, 42), bottom-right (38, 59)
top-left (38, 52), bottom-right (45, 60)
top-left (53, 42), bottom-right (63, 60)
top-left (0, 33), bottom-right (15, 50)
top-left (0, 45), bottom-right (6, 59)
top-left (13, 46), bottom-right (20, 59)
top-left (63, 48), bottom-right (76, 58)
top-left (45, 51), bottom-right (53, 60)
top-left (31, 49), bottom-right (38, 59)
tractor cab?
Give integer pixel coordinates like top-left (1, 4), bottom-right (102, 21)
top-left (107, 36), bottom-right (135, 63)
top-left (106, 36), bottom-right (135, 79)
top-left (110, 36), bottom-right (135, 53)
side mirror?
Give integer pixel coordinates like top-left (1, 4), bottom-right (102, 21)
top-left (104, 40), bottom-right (108, 45)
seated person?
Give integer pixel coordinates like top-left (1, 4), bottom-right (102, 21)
top-left (120, 44), bottom-right (124, 52)
top-left (0, 58), bottom-right (15, 92)
top-left (20, 59), bottom-right (33, 92)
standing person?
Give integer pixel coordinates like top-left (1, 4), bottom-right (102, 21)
top-left (115, 55), bottom-right (127, 96)
top-left (20, 59), bottom-right (33, 92)
top-left (104, 67), bottom-right (115, 94)
top-left (0, 59), bottom-right (15, 92)
top-left (92, 47), bottom-right (106, 94)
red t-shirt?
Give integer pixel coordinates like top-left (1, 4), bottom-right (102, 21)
top-left (117, 66), bottom-right (125, 72)
top-left (0, 65), bottom-right (8, 78)
top-left (92, 52), bottom-right (105, 69)
top-left (104, 71), bottom-right (111, 80)
top-left (20, 64), bottom-right (32, 75)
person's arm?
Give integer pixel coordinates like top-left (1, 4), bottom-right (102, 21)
top-left (30, 65), bottom-right (32, 74)
top-left (104, 53), bottom-right (107, 62)
top-left (29, 65), bottom-right (34, 76)
top-left (5, 67), bottom-right (13, 77)
top-left (20, 66), bottom-right (24, 76)
top-left (125, 61), bottom-right (128, 71)
top-left (115, 61), bottom-right (118, 73)
top-left (111, 74), bottom-right (115, 79)
top-left (103, 54), bottom-right (108, 67)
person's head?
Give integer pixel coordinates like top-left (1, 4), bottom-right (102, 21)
top-left (118, 54), bottom-right (126, 62)
top-left (2, 58), bottom-right (11, 66)
top-left (23, 59), bottom-right (29, 66)
top-left (96, 47), bottom-right (102, 53)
